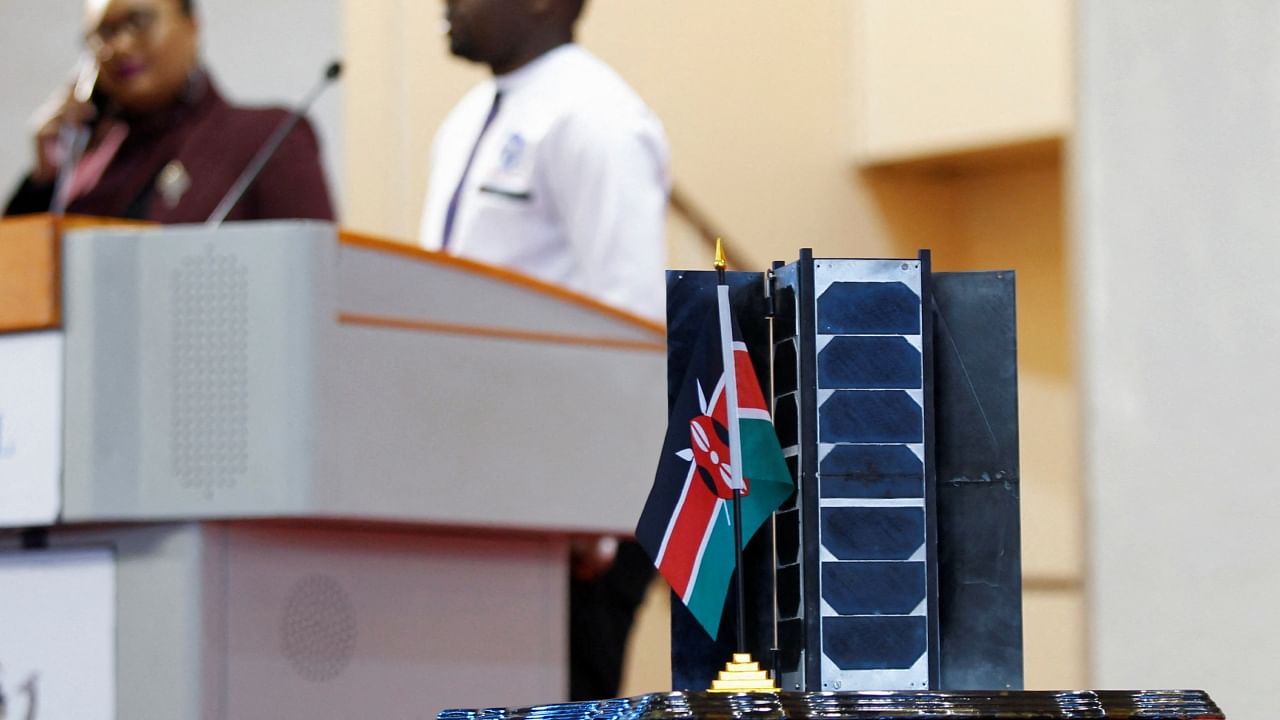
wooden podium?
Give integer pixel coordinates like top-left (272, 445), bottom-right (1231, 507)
top-left (0, 216), bottom-right (667, 717)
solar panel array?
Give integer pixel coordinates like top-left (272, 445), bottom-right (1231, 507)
top-left (772, 255), bottom-right (935, 691)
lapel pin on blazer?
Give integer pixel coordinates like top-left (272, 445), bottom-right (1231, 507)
top-left (157, 160), bottom-right (191, 209)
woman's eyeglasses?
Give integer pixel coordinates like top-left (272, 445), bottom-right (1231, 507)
top-left (85, 8), bottom-right (160, 55)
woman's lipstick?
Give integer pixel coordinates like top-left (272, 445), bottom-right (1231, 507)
top-left (113, 58), bottom-right (145, 81)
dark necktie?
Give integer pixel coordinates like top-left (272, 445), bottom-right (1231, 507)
top-left (441, 90), bottom-right (503, 250)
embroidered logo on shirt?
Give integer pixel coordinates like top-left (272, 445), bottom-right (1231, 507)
top-left (499, 133), bottom-right (526, 170)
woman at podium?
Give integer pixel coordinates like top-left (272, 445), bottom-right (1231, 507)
top-left (3, 0), bottom-right (334, 223)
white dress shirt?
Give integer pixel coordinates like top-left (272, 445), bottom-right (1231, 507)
top-left (420, 44), bottom-right (670, 322)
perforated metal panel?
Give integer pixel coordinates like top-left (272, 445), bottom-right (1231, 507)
top-left (171, 248), bottom-right (251, 497)
top-left (62, 222), bottom-right (330, 519)
top-left (281, 574), bottom-right (357, 683)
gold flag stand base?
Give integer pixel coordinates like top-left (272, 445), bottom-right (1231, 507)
top-left (706, 653), bottom-right (780, 693)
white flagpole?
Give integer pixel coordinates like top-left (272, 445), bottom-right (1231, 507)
top-left (716, 239), bottom-right (748, 654)
top-left (717, 284), bottom-right (743, 491)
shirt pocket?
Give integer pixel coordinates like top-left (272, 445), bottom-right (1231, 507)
top-left (475, 131), bottom-right (537, 203)
top-left (476, 181), bottom-right (534, 203)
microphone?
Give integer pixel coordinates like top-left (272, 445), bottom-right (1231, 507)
top-left (206, 60), bottom-right (343, 226)
top-left (50, 55), bottom-right (99, 217)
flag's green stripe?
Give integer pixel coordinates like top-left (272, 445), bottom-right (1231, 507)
top-left (686, 511), bottom-right (735, 636)
top-left (740, 419), bottom-right (794, 502)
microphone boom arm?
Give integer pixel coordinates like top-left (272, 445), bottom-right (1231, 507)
top-left (206, 60), bottom-right (341, 226)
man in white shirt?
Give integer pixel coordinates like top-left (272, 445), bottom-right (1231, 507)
top-left (420, 0), bottom-right (670, 323)
top-left (422, 0), bottom-right (668, 701)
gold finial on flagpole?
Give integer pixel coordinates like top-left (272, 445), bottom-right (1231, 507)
top-left (714, 237), bottom-right (727, 271)
top-left (707, 652), bottom-right (780, 693)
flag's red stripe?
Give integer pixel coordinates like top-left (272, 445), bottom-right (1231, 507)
top-left (659, 482), bottom-right (719, 597)
top-left (711, 379), bottom-right (727, 425)
top-left (734, 349), bottom-right (769, 412)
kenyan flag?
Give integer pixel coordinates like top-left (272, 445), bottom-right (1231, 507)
top-left (635, 284), bottom-right (794, 638)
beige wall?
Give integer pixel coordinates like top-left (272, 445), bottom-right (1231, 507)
top-left (1076, 3), bottom-right (1280, 715)
top-left (342, 0), bottom-right (1079, 694)
top-left (856, 0), bottom-right (1072, 163)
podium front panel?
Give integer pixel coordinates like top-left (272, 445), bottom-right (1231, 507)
top-left (58, 222), bottom-right (666, 532)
